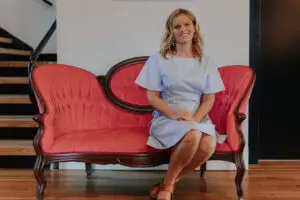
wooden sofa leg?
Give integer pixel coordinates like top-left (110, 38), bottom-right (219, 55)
top-left (85, 163), bottom-right (92, 179)
top-left (33, 156), bottom-right (46, 200)
top-left (235, 151), bottom-right (245, 199)
top-left (200, 162), bottom-right (207, 177)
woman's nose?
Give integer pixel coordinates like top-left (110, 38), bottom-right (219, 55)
top-left (180, 27), bottom-right (186, 32)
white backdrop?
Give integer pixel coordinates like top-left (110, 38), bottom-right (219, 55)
top-left (56, 0), bottom-right (249, 170)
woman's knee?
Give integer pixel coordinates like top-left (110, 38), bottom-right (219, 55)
top-left (183, 130), bottom-right (202, 145)
top-left (199, 135), bottom-right (216, 154)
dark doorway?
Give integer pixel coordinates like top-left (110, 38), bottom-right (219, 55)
top-left (250, 0), bottom-right (300, 162)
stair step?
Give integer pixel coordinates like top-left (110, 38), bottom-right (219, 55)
top-left (0, 116), bottom-right (37, 127)
top-left (0, 95), bottom-right (31, 104)
top-left (0, 37), bottom-right (13, 44)
top-left (0, 84), bottom-right (30, 94)
top-left (0, 48), bottom-right (32, 56)
top-left (0, 62), bottom-right (56, 77)
top-left (0, 66), bottom-right (28, 77)
top-left (0, 77), bottom-right (28, 84)
top-left (0, 140), bottom-right (34, 155)
top-left (0, 103), bottom-right (35, 115)
top-left (0, 54), bottom-right (30, 61)
top-left (0, 61), bottom-right (28, 67)
top-left (0, 127), bottom-right (37, 140)
top-left (0, 41), bottom-right (33, 51)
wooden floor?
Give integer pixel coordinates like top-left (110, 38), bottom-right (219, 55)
top-left (0, 162), bottom-right (299, 200)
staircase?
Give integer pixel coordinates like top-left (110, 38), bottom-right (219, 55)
top-left (0, 27), bottom-right (56, 168)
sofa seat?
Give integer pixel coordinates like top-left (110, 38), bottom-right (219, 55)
top-left (44, 127), bottom-right (233, 154)
top-left (216, 141), bottom-right (233, 152)
top-left (45, 127), bottom-right (163, 154)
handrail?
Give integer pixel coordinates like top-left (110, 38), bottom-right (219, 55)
top-left (41, 0), bottom-right (53, 6)
top-left (28, 20), bottom-right (56, 67)
top-left (28, 20), bottom-right (56, 111)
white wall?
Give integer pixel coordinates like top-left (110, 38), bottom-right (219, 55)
top-left (56, 0), bottom-right (249, 170)
top-left (0, 0), bottom-right (56, 53)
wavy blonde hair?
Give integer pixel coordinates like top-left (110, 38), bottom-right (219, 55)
top-left (160, 8), bottom-right (204, 61)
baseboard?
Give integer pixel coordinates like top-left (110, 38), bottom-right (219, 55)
top-left (58, 160), bottom-right (241, 171)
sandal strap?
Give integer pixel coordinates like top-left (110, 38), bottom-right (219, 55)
top-left (160, 183), bottom-right (174, 194)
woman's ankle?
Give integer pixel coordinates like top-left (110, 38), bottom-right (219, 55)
top-left (161, 182), bottom-right (175, 193)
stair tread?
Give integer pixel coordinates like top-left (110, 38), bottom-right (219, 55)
top-left (0, 115), bottom-right (37, 128)
top-left (0, 37), bottom-right (13, 44)
top-left (0, 61), bottom-right (28, 67)
top-left (0, 77), bottom-right (28, 84)
top-left (0, 95), bottom-right (31, 104)
top-left (0, 115), bottom-right (34, 121)
top-left (0, 139), bottom-right (35, 155)
top-left (0, 61), bottom-right (56, 67)
top-left (0, 94), bottom-right (29, 97)
top-left (0, 47), bottom-right (32, 56)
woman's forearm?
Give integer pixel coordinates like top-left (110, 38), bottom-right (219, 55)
top-left (149, 96), bottom-right (178, 119)
top-left (193, 94), bottom-right (215, 122)
top-left (147, 93), bottom-right (178, 119)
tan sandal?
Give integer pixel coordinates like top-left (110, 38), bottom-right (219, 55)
top-left (157, 183), bottom-right (174, 200)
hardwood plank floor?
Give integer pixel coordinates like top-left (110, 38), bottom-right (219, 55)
top-left (0, 164), bottom-right (299, 200)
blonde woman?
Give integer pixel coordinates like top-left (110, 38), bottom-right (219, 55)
top-left (135, 8), bottom-right (225, 200)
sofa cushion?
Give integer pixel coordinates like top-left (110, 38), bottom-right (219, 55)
top-left (46, 127), bottom-right (168, 154)
top-left (45, 127), bottom-right (232, 154)
top-left (215, 141), bottom-right (233, 152)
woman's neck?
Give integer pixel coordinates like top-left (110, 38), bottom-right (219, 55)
top-left (175, 43), bottom-right (193, 58)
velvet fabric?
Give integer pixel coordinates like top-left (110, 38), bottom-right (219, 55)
top-left (32, 64), bottom-right (253, 154)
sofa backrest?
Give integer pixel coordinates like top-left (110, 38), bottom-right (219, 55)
top-left (106, 58), bottom-right (255, 137)
top-left (31, 59), bottom-right (255, 142)
top-left (31, 63), bottom-right (152, 137)
top-left (208, 66), bottom-right (255, 135)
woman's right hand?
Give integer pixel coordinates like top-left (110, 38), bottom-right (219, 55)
top-left (176, 109), bottom-right (195, 121)
top-left (146, 90), bottom-right (195, 121)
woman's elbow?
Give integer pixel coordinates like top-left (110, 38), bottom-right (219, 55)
top-left (146, 90), bottom-right (160, 103)
top-left (203, 93), bottom-right (215, 105)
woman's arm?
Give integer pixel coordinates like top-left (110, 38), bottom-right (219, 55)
top-left (147, 90), bottom-right (184, 119)
top-left (193, 93), bottom-right (215, 122)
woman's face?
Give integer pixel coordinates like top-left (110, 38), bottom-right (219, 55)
top-left (172, 14), bottom-right (195, 45)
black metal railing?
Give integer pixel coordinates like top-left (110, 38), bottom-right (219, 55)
top-left (28, 20), bottom-right (56, 110)
top-left (41, 0), bottom-right (53, 6)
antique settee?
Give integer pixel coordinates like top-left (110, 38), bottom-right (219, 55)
top-left (30, 56), bottom-right (255, 200)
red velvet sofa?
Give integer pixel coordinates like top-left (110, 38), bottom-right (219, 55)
top-left (30, 56), bottom-right (255, 200)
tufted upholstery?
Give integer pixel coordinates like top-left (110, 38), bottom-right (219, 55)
top-left (32, 63), bottom-right (254, 154)
top-left (32, 64), bottom-right (152, 153)
top-left (209, 66), bottom-right (254, 151)
top-left (110, 63), bottom-right (150, 106)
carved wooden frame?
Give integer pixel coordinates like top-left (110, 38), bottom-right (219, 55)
top-left (31, 57), bottom-right (255, 200)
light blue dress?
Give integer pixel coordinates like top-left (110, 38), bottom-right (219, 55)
top-left (135, 52), bottom-right (225, 149)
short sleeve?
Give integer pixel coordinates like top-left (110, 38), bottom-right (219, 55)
top-left (202, 58), bottom-right (225, 94)
top-left (135, 54), bottom-right (163, 91)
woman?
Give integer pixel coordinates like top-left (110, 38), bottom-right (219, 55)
top-left (135, 8), bottom-right (225, 200)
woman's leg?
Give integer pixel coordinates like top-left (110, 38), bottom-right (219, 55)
top-left (175, 134), bottom-right (216, 182)
top-left (157, 130), bottom-right (202, 200)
